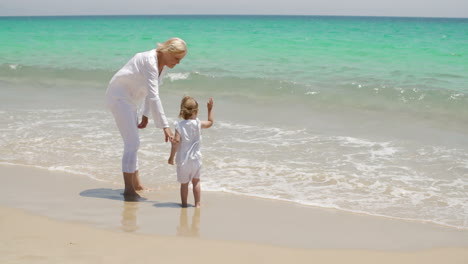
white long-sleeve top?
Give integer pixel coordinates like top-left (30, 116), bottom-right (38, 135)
top-left (106, 49), bottom-right (169, 128)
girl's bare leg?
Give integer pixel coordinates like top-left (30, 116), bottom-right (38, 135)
top-left (180, 183), bottom-right (189, 208)
top-left (192, 178), bottom-right (201, 208)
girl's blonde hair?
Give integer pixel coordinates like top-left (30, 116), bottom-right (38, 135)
top-left (156, 37), bottom-right (187, 54)
top-left (179, 96), bottom-right (198, 120)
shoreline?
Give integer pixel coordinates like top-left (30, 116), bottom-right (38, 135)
top-left (1, 163), bottom-right (468, 263)
top-left (2, 161), bottom-right (466, 231)
top-left (1, 163), bottom-right (467, 251)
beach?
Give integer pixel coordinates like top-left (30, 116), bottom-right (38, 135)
top-left (1, 15), bottom-right (467, 263)
top-left (1, 15), bottom-right (467, 230)
top-left (1, 164), bottom-right (468, 263)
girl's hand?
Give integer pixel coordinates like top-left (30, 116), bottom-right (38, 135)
top-left (207, 98), bottom-right (213, 111)
top-left (138, 115), bottom-right (148, 129)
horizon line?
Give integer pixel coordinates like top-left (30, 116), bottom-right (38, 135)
top-left (0, 14), bottom-right (467, 19)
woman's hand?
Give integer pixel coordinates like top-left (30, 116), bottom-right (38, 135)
top-left (168, 157), bottom-right (175, 165)
top-left (163, 127), bottom-right (174, 142)
top-left (138, 115), bottom-right (148, 129)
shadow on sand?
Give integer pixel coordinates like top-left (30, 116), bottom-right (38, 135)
top-left (80, 188), bottom-right (186, 207)
top-left (153, 202), bottom-right (185, 208)
top-left (79, 188), bottom-right (149, 202)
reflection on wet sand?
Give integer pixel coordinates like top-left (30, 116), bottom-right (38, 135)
top-left (121, 201), bottom-right (139, 232)
top-left (177, 208), bottom-right (200, 237)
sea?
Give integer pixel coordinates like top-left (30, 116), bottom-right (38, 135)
top-left (0, 15), bottom-right (467, 229)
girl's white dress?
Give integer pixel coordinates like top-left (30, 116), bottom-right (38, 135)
top-left (175, 118), bottom-right (202, 183)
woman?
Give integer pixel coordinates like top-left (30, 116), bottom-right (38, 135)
top-left (106, 37), bottom-right (187, 198)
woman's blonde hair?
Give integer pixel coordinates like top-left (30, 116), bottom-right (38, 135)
top-left (156, 37), bottom-right (187, 54)
top-left (179, 96), bottom-right (198, 120)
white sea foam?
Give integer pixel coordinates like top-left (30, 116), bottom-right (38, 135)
top-left (8, 64), bottom-right (19, 70)
top-left (166, 72), bottom-right (190, 81)
top-left (450, 93), bottom-right (464, 100)
top-left (203, 121), bottom-right (468, 229)
top-left (0, 162), bottom-right (106, 182)
top-left (2, 108), bottom-right (468, 229)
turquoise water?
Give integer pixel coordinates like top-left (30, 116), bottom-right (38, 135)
top-left (1, 15), bottom-right (467, 117)
top-left (1, 16), bottom-right (467, 229)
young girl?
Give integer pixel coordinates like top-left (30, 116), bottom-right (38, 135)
top-left (168, 96), bottom-right (214, 208)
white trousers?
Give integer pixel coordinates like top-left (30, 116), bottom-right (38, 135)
top-left (109, 99), bottom-right (140, 173)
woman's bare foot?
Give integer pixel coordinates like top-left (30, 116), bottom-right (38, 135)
top-left (123, 188), bottom-right (141, 198)
top-left (123, 191), bottom-right (142, 202)
top-left (134, 185), bottom-right (146, 191)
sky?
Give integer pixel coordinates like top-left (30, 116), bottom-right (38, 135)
top-left (0, 0), bottom-right (467, 18)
